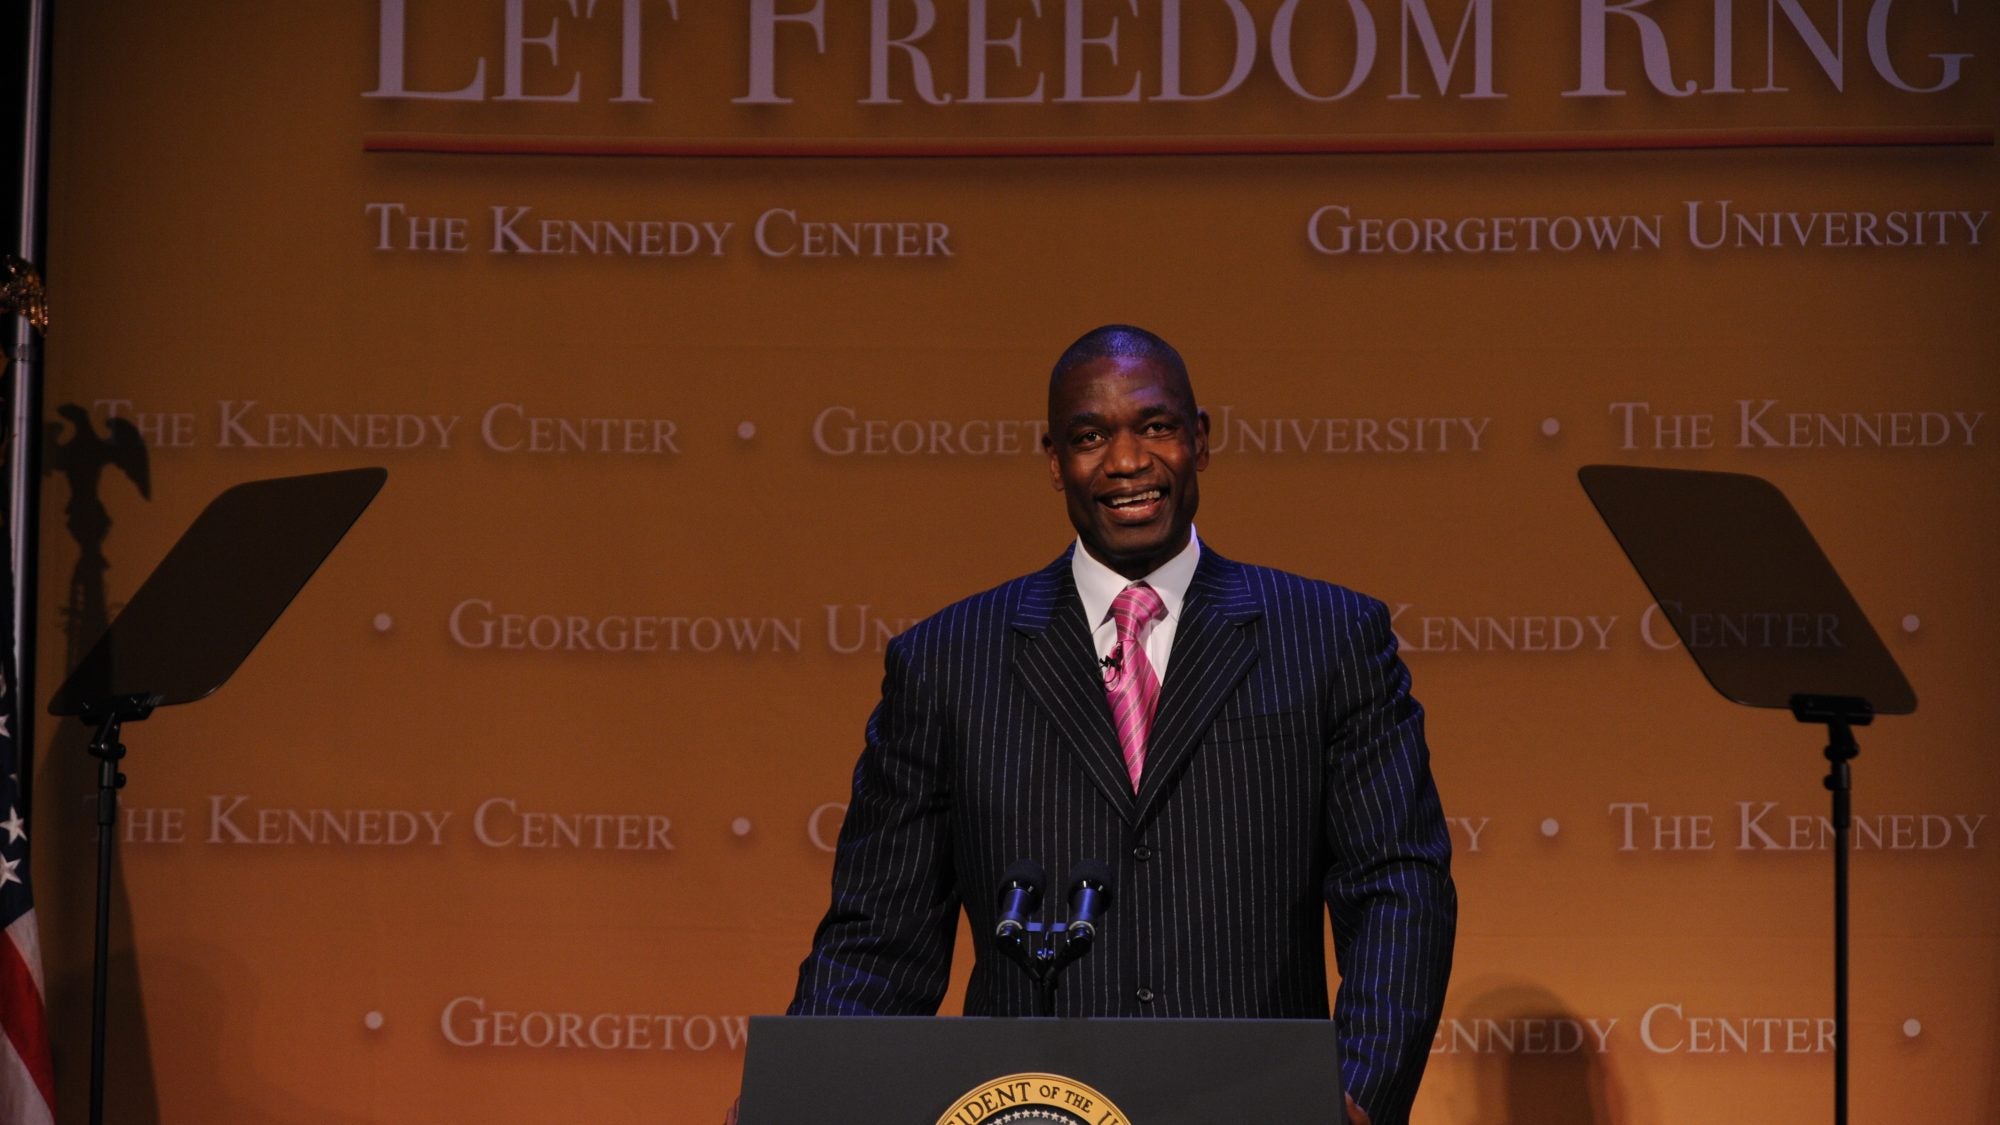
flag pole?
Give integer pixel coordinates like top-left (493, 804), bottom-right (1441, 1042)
top-left (7, 0), bottom-right (53, 821)
top-left (1, 11), bottom-right (57, 1125)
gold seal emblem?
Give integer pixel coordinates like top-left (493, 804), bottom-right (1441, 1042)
top-left (935, 1072), bottom-right (1133, 1125)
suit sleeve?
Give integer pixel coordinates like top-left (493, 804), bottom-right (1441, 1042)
top-left (1322, 597), bottom-right (1457, 1125)
top-left (787, 633), bottom-right (961, 1016)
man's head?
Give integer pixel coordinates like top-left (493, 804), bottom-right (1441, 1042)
top-left (1042, 325), bottom-right (1210, 580)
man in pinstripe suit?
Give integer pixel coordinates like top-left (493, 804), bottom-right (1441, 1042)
top-left (789, 326), bottom-right (1456, 1124)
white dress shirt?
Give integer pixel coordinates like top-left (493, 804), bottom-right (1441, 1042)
top-left (1069, 527), bottom-right (1201, 682)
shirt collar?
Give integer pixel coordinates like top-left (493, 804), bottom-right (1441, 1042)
top-left (1071, 527), bottom-right (1201, 629)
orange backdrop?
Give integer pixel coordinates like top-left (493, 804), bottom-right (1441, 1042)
top-left (28, 1), bottom-right (1999, 1121)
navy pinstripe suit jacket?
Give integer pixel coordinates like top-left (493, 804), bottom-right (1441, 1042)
top-left (790, 546), bottom-right (1456, 1122)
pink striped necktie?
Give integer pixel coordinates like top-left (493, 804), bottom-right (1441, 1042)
top-left (1105, 583), bottom-right (1166, 791)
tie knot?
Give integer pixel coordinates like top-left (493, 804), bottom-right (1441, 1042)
top-left (1110, 583), bottom-right (1165, 639)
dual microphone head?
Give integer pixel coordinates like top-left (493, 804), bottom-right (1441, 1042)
top-left (993, 859), bottom-right (1117, 1015)
top-left (994, 859), bottom-right (1115, 945)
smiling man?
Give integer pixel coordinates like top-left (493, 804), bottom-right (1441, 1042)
top-left (787, 325), bottom-right (1456, 1125)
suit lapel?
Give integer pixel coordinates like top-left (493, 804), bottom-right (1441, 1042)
top-left (1009, 553), bottom-right (1139, 822)
top-left (1134, 550), bottom-right (1262, 825)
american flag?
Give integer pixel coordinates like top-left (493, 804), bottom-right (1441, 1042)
top-left (1, 326), bottom-right (55, 1119)
top-left (0, 634), bottom-right (55, 1123)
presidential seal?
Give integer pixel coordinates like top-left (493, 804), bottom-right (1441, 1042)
top-left (935, 1073), bottom-right (1131, 1125)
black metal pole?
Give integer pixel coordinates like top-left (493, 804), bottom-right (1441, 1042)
top-left (1824, 720), bottom-right (1857, 1125)
top-left (1795, 695), bottom-right (1867, 1125)
top-left (87, 713), bottom-right (127, 1125)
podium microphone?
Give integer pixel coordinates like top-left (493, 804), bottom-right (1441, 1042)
top-left (1064, 860), bottom-right (1115, 947)
top-left (994, 860), bottom-right (1045, 942)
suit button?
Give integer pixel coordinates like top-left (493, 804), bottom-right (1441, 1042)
top-left (1132, 845), bottom-right (1153, 861)
top-left (1135, 987), bottom-right (1155, 1004)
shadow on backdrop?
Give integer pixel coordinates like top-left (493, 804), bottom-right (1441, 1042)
top-left (39, 403), bottom-right (159, 1122)
top-left (1445, 981), bottom-right (1631, 1125)
top-left (142, 945), bottom-right (370, 1125)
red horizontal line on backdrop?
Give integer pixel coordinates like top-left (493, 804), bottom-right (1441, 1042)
top-left (363, 127), bottom-right (1994, 158)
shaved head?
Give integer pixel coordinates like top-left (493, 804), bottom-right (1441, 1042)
top-left (1048, 324), bottom-right (1195, 421)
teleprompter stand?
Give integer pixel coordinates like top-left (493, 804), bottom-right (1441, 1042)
top-left (1580, 466), bottom-right (1915, 1125)
top-left (48, 468), bottom-right (387, 1125)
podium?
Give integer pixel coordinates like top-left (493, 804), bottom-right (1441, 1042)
top-left (738, 1015), bottom-right (1344, 1123)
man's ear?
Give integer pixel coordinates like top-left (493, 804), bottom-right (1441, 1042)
top-left (1044, 433), bottom-right (1064, 491)
top-left (1193, 408), bottom-right (1211, 471)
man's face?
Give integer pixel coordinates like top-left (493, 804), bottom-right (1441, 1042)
top-left (1043, 354), bottom-right (1210, 580)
